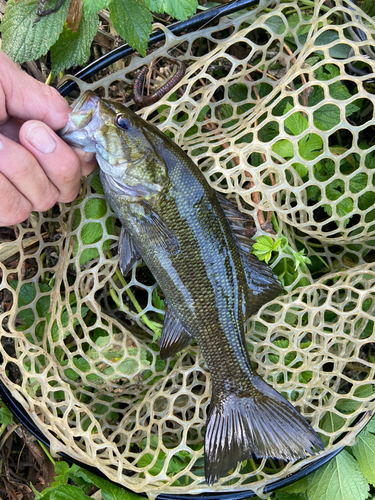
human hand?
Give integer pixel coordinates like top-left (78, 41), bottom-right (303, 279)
top-left (0, 50), bottom-right (97, 227)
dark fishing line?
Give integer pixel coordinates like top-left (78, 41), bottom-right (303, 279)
top-left (58, 0), bottom-right (261, 97)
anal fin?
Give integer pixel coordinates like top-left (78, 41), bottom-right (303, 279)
top-left (160, 307), bottom-right (192, 360)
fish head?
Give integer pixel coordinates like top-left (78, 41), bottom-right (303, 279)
top-left (59, 90), bottom-right (154, 180)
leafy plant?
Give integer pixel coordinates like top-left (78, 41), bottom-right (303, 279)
top-left (0, 0), bottom-right (198, 77)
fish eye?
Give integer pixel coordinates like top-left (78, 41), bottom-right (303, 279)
top-left (116, 114), bottom-right (132, 130)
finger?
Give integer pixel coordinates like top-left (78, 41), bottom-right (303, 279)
top-left (0, 173), bottom-right (33, 227)
top-left (20, 121), bottom-right (96, 202)
top-left (0, 50), bottom-right (71, 130)
top-left (72, 147), bottom-right (97, 177)
top-left (0, 133), bottom-right (59, 212)
top-left (0, 116), bottom-right (22, 143)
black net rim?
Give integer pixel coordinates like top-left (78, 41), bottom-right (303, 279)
top-left (1, 0), bottom-right (350, 497)
top-left (0, 382), bottom-right (344, 499)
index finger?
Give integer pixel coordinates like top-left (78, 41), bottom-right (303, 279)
top-left (0, 50), bottom-right (71, 130)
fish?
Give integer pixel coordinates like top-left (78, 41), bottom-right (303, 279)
top-left (60, 90), bottom-right (324, 485)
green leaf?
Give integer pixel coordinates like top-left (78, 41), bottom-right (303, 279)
top-left (293, 162), bottom-right (309, 178)
top-left (0, 0), bottom-right (70, 63)
top-left (352, 429), bottom-right (375, 486)
top-left (272, 139), bottom-right (294, 158)
top-left (313, 104), bottom-right (341, 131)
top-left (319, 410), bottom-right (346, 447)
top-left (252, 235), bottom-right (281, 264)
top-left (284, 109), bottom-right (309, 136)
top-left (366, 416), bottom-right (375, 434)
top-left (110, 0), bottom-right (152, 56)
top-left (18, 283), bottom-right (36, 307)
top-left (51, 461), bottom-right (71, 487)
top-left (50, 13), bottom-right (99, 78)
top-left (75, 468), bottom-right (142, 499)
top-left (48, 484), bottom-right (93, 500)
top-left (336, 197), bottom-right (354, 218)
top-left (145, 0), bottom-right (197, 20)
top-left (0, 403), bottom-right (13, 425)
top-left (307, 450), bottom-right (369, 500)
top-left (83, 197), bottom-right (108, 219)
top-left (118, 359), bottom-right (139, 374)
top-left (349, 173), bottom-right (368, 194)
top-left (298, 133), bottom-right (323, 161)
top-left (90, 175), bottom-right (104, 194)
top-left (83, 0), bottom-right (110, 16)
top-left (80, 222), bottom-right (103, 244)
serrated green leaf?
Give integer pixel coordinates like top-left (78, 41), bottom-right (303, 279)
top-left (228, 83), bottom-right (249, 103)
top-left (110, 0), bottom-right (152, 56)
top-left (352, 429), bottom-right (375, 486)
top-left (0, 0), bottom-right (70, 63)
top-left (50, 13), bottom-right (99, 78)
top-left (0, 403), bottom-right (13, 425)
top-left (83, 0), bottom-right (110, 16)
top-left (145, 0), bottom-right (197, 20)
top-left (276, 492), bottom-right (307, 500)
top-left (307, 450), bottom-right (369, 500)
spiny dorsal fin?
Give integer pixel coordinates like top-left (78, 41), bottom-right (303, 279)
top-left (160, 307), bottom-right (192, 360)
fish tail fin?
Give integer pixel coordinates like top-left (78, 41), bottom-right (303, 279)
top-left (204, 377), bottom-right (324, 485)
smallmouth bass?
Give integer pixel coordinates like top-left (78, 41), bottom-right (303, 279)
top-left (60, 90), bottom-right (324, 485)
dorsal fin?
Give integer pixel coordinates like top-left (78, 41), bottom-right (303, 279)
top-left (216, 193), bottom-right (284, 317)
top-left (216, 193), bottom-right (256, 254)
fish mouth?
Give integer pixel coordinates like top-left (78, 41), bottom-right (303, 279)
top-left (59, 91), bottom-right (101, 150)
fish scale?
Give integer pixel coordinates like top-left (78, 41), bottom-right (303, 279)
top-left (60, 90), bottom-right (325, 486)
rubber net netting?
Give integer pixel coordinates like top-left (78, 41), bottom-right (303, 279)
top-left (1, 0), bottom-right (375, 496)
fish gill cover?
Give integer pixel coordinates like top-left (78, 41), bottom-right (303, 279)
top-left (1, 0), bottom-right (375, 497)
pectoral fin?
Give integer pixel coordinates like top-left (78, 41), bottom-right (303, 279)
top-left (160, 307), bottom-right (192, 360)
top-left (118, 227), bottom-right (140, 276)
top-left (138, 202), bottom-right (180, 255)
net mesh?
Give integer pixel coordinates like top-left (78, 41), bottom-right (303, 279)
top-left (1, 0), bottom-right (375, 496)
